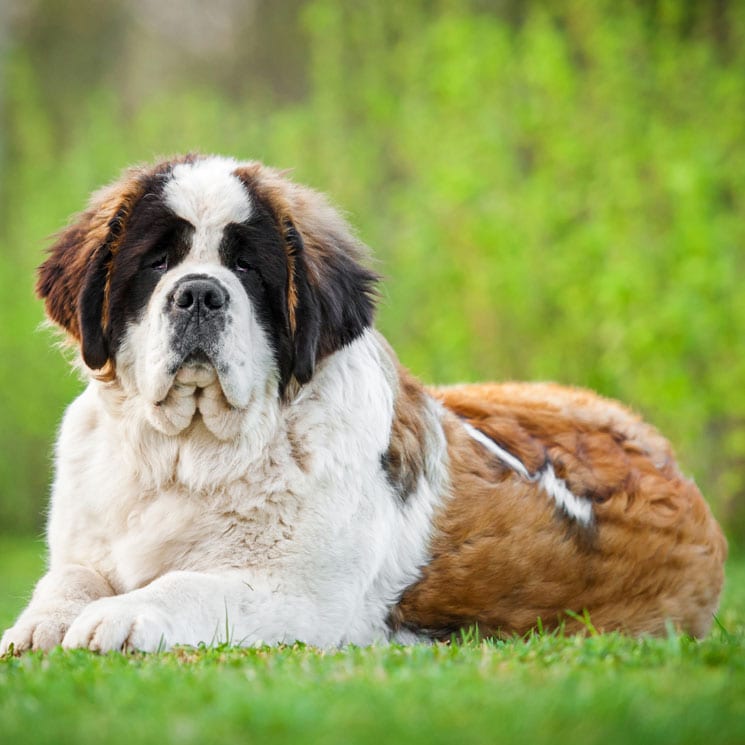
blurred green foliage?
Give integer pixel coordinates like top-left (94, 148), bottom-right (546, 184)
top-left (1, 0), bottom-right (744, 543)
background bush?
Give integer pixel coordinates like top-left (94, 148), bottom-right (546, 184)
top-left (1, 0), bottom-right (743, 545)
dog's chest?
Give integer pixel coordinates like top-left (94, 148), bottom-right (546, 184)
top-left (85, 428), bottom-right (307, 593)
top-left (53, 379), bottom-right (395, 597)
top-left (104, 472), bottom-right (303, 592)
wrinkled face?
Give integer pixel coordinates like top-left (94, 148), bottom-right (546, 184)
top-left (38, 156), bottom-right (378, 438)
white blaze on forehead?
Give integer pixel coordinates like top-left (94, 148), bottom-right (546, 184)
top-left (163, 158), bottom-right (253, 262)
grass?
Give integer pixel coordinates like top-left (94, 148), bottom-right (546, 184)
top-left (0, 537), bottom-right (744, 744)
top-left (0, 535), bottom-right (46, 632)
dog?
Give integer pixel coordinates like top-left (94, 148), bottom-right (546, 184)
top-left (0, 155), bottom-right (727, 653)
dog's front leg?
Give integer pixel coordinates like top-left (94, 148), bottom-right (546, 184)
top-left (61, 570), bottom-right (334, 653)
top-left (0, 565), bottom-right (115, 654)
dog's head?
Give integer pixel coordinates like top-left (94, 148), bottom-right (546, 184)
top-left (38, 155), bottom-right (378, 435)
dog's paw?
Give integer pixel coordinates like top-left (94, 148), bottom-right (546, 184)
top-left (62, 597), bottom-right (174, 653)
top-left (0, 615), bottom-right (70, 655)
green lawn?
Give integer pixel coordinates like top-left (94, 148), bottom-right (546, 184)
top-left (1, 536), bottom-right (743, 745)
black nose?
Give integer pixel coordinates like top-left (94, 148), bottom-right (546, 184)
top-left (170, 276), bottom-right (227, 315)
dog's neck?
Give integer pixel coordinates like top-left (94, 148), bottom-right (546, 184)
top-left (86, 329), bottom-right (401, 494)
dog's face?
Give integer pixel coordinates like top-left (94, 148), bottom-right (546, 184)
top-left (38, 156), bottom-right (377, 436)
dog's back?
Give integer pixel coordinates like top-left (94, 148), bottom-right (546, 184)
top-left (389, 382), bottom-right (727, 638)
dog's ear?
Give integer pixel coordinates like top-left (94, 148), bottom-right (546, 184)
top-left (283, 221), bottom-right (322, 385)
top-left (36, 171), bottom-right (148, 371)
top-left (281, 193), bottom-right (379, 385)
top-left (235, 164), bottom-right (379, 389)
top-left (76, 240), bottom-right (112, 371)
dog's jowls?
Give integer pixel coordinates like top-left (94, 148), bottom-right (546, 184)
top-left (1, 155), bottom-right (726, 653)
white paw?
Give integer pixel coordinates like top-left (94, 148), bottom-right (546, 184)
top-left (0, 615), bottom-right (70, 654)
top-left (62, 597), bottom-right (174, 653)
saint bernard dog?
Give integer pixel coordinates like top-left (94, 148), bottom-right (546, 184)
top-left (1, 154), bottom-right (727, 654)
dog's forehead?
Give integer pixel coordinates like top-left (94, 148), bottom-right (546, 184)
top-left (162, 158), bottom-right (253, 240)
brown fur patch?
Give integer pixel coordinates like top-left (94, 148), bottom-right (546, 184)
top-left (286, 427), bottom-right (310, 473)
top-left (381, 365), bottom-right (430, 502)
top-left (392, 382), bottom-right (727, 639)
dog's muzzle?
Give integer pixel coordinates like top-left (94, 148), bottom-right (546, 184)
top-left (167, 274), bottom-right (229, 363)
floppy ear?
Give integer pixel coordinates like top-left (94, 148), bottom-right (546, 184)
top-left (284, 222), bottom-right (321, 385)
top-left (235, 163), bottom-right (379, 389)
top-left (282, 193), bottom-right (379, 385)
top-left (36, 172), bottom-right (149, 372)
top-left (76, 211), bottom-right (125, 370)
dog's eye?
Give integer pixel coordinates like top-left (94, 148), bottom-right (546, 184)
top-left (234, 257), bottom-right (253, 273)
top-left (149, 254), bottom-right (169, 272)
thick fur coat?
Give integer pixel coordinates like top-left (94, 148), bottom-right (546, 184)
top-left (1, 155), bottom-right (726, 653)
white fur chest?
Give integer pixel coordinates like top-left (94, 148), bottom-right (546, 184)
top-left (46, 334), bottom-right (404, 608)
top-left (47, 385), bottom-right (310, 593)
